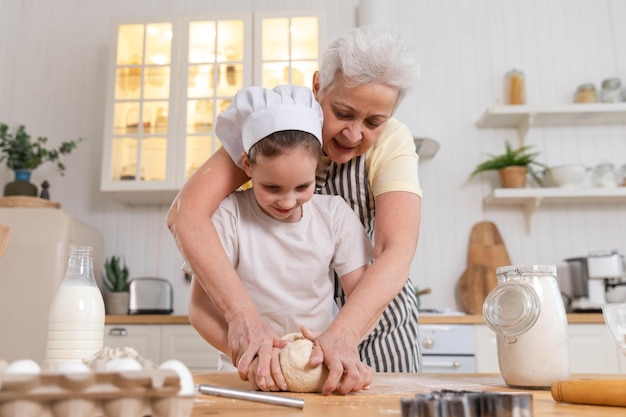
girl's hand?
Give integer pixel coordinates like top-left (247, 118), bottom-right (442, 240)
top-left (246, 345), bottom-right (287, 391)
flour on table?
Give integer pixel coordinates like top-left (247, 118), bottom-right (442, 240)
top-left (280, 333), bottom-right (328, 393)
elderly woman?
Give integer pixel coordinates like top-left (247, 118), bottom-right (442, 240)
top-left (167, 26), bottom-right (422, 395)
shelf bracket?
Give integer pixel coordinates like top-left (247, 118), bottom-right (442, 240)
top-left (517, 113), bottom-right (534, 145)
top-left (523, 197), bottom-right (542, 234)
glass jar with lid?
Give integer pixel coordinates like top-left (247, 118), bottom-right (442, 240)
top-left (574, 83), bottom-right (597, 103)
top-left (483, 265), bottom-right (570, 388)
top-left (600, 78), bottom-right (626, 103)
top-left (592, 162), bottom-right (618, 188)
top-left (506, 69), bottom-right (525, 105)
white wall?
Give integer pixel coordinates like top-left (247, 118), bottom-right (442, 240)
top-left (0, 0), bottom-right (358, 314)
top-left (360, 0), bottom-right (626, 309)
top-left (1, 0), bottom-right (625, 313)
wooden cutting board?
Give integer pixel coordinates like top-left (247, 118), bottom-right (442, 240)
top-left (458, 221), bottom-right (512, 314)
top-left (0, 224), bottom-right (9, 257)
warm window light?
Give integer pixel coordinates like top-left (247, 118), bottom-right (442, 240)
top-left (150, 54), bottom-right (168, 65)
top-left (290, 25), bottom-right (298, 34)
top-left (147, 26), bottom-right (161, 36)
top-left (189, 49), bottom-right (202, 62)
top-left (163, 30), bottom-right (173, 40)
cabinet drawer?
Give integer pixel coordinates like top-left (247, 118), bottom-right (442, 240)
top-left (161, 325), bottom-right (219, 370)
top-left (568, 324), bottom-right (622, 374)
top-left (103, 324), bottom-right (161, 364)
top-left (419, 324), bottom-right (475, 355)
top-left (422, 355), bottom-right (476, 373)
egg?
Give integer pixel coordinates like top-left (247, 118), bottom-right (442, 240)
top-left (159, 359), bottom-right (194, 396)
top-left (104, 357), bottom-right (143, 372)
top-left (4, 359), bottom-right (41, 375)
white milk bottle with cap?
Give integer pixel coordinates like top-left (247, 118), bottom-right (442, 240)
top-left (45, 245), bottom-right (105, 367)
top-left (483, 264), bottom-right (570, 388)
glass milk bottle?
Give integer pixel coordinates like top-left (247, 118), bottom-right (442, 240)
top-left (483, 264), bottom-right (570, 388)
top-left (45, 245), bottom-right (105, 367)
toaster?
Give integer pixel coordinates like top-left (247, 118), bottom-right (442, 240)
top-left (129, 277), bottom-right (173, 314)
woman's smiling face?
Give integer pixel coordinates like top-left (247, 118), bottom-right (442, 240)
top-left (313, 73), bottom-right (399, 164)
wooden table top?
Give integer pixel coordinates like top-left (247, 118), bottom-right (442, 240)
top-left (190, 372), bottom-right (625, 416)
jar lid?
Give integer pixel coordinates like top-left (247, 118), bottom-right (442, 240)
top-left (601, 78), bottom-right (621, 89)
top-left (577, 83), bottom-right (596, 91)
top-left (483, 280), bottom-right (540, 338)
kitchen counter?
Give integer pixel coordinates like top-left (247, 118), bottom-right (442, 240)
top-left (105, 313), bottom-right (607, 325)
top-left (191, 372), bottom-right (625, 416)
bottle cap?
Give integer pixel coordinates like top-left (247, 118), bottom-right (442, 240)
top-left (483, 275), bottom-right (540, 339)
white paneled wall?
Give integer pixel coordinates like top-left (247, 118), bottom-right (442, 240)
top-left (1, 0), bottom-right (625, 313)
top-left (0, 0), bottom-right (359, 314)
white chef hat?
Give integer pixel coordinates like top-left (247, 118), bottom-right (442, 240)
top-left (215, 84), bottom-right (323, 154)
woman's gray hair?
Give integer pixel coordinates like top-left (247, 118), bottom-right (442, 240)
top-left (317, 26), bottom-right (418, 106)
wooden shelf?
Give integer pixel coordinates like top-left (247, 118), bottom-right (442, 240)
top-left (485, 187), bottom-right (626, 204)
top-left (476, 103), bottom-right (626, 142)
top-left (484, 187), bottom-right (626, 232)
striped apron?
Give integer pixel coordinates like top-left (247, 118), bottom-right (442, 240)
top-left (316, 155), bottom-right (423, 372)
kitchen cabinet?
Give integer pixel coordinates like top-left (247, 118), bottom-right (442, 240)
top-left (104, 324), bottom-right (161, 363)
top-left (419, 324), bottom-right (476, 373)
top-left (474, 323), bottom-right (626, 374)
top-left (101, 13), bottom-right (324, 205)
top-left (104, 324), bottom-right (219, 370)
top-left (160, 324), bottom-right (220, 370)
top-left (100, 18), bottom-right (248, 205)
top-left (568, 323), bottom-right (623, 374)
top-left (476, 104), bottom-right (626, 232)
top-left (474, 325), bottom-right (498, 372)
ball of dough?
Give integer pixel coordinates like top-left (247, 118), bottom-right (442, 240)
top-left (279, 333), bottom-right (328, 393)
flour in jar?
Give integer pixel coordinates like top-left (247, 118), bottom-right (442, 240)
top-left (496, 273), bottom-right (570, 388)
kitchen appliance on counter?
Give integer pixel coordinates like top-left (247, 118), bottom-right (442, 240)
top-left (129, 277), bottom-right (173, 314)
top-left (565, 250), bottom-right (626, 311)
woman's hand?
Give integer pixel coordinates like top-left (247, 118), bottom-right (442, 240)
top-left (302, 326), bottom-right (373, 395)
top-left (227, 310), bottom-right (278, 383)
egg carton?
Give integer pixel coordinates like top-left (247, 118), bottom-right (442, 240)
top-left (0, 369), bottom-right (194, 417)
top-left (400, 390), bottom-right (533, 417)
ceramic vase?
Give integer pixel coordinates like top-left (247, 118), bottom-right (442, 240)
top-left (106, 292), bottom-right (130, 315)
top-left (3, 170), bottom-right (38, 197)
top-left (498, 166), bottom-right (528, 188)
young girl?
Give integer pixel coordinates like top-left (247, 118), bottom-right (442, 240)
top-left (190, 84), bottom-right (374, 391)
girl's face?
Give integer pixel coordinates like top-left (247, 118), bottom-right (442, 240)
top-left (242, 147), bottom-right (317, 223)
top-left (313, 73), bottom-right (399, 164)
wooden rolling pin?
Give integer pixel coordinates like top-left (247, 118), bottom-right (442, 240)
top-left (551, 379), bottom-right (626, 407)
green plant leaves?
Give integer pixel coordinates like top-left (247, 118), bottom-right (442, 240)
top-left (469, 140), bottom-right (547, 184)
top-left (0, 123), bottom-right (84, 175)
top-left (103, 255), bottom-right (130, 292)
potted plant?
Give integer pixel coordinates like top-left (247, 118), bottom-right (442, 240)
top-left (0, 123), bottom-right (84, 197)
top-left (469, 141), bottom-right (546, 188)
top-left (103, 255), bottom-right (130, 315)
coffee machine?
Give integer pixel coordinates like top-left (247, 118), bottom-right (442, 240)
top-left (565, 250), bottom-right (626, 311)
